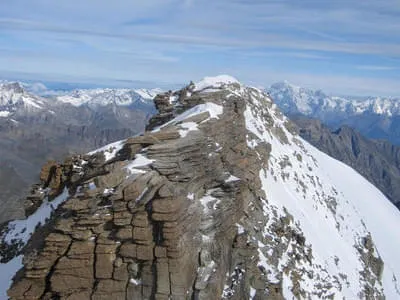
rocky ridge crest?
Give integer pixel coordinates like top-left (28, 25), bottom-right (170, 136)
top-left (0, 76), bottom-right (398, 299)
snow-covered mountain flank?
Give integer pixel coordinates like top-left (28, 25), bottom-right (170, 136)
top-left (0, 82), bottom-right (46, 116)
top-left (268, 81), bottom-right (400, 145)
top-left (1, 75), bottom-right (400, 299)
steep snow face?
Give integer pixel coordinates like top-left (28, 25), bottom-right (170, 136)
top-left (239, 85), bottom-right (400, 298)
top-left (268, 81), bottom-right (400, 117)
top-left (57, 88), bottom-right (160, 107)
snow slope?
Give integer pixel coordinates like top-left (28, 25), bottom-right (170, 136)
top-left (242, 84), bottom-right (400, 298)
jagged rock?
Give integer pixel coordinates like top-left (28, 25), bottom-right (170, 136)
top-left (95, 161), bottom-right (129, 189)
top-left (39, 160), bottom-right (58, 185)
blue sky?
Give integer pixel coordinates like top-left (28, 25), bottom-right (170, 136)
top-left (0, 0), bottom-right (399, 95)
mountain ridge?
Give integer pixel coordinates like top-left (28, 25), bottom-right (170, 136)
top-left (1, 76), bottom-right (399, 299)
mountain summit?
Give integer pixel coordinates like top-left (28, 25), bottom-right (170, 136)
top-left (1, 76), bottom-right (400, 299)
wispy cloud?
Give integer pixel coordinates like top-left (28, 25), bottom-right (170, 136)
top-left (0, 0), bottom-right (399, 95)
top-left (356, 65), bottom-right (397, 71)
top-left (2, 17), bottom-right (400, 57)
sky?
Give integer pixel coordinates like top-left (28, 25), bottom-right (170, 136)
top-left (0, 0), bottom-right (400, 96)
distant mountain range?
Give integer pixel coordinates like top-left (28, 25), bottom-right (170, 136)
top-left (268, 81), bottom-right (400, 145)
top-left (2, 78), bottom-right (400, 226)
top-left (0, 81), bottom-right (158, 222)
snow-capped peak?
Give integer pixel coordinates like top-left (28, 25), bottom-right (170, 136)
top-left (270, 80), bottom-right (302, 92)
top-left (194, 75), bottom-right (240, 92)
top-left (0, 82), bottom-right (45, 116)
top-left (268, 81), bottom-right (400, 117)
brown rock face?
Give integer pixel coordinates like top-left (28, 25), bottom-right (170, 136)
top-left (39, 160), bottom-right (63, 194)
top-left (6, 82), bottom-right (279, 299)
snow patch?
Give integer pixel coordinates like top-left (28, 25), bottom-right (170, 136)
top-left (88, 139), bottom-right (125, 162)
top-left (153, 102), bottom-right (223, 132)
top-left (179, 122), bottom-right (199, 137)
top-left (236, 223), bottom-right (245, 234)
top-left (194, 75), bottom-right (239, 92)
top-left (0, 111), bottom-right (11, 117)
top-left (130, 278), bottom-right (141, 285)
top-left (225, 175), bottom-right (240, 183)
top-left (249, 287), bottom-right (256, 299)
top-left (124, 154), bottom-right (154, 175)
